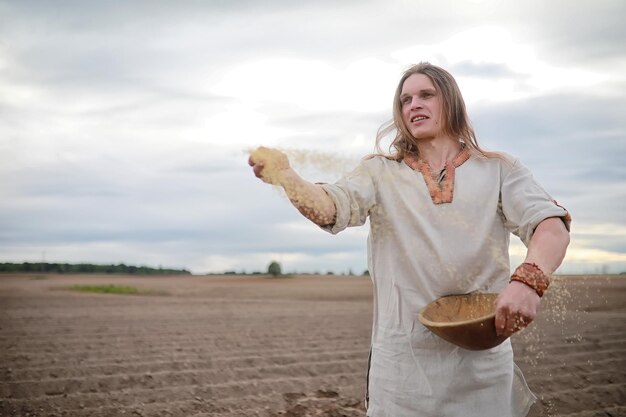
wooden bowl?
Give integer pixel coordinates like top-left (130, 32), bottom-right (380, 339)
top-left (418, 293), bottom-right (508, 351)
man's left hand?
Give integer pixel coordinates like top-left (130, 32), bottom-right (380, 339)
top-left (495, 281), bottom-right (541, 337)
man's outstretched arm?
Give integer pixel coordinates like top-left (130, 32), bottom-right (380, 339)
top-left (248, 147), bottom-right (336, 227)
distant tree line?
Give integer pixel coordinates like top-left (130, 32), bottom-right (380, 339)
top-left (217, 262), bottom-right (370, 277)
top-left (0, 262), bottom-right (191, 275)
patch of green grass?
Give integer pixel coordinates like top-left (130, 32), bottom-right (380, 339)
top-left (69, 284), bottom-right (141, 295)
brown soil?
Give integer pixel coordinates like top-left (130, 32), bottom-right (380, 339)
top-left (0, 274), bottom-right (624, 417)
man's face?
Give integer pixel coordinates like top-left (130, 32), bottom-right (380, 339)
top-left (400, 74), bottom-right (444, 141)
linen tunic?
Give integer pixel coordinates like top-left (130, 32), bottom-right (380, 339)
top-left (319, 152), bottom-right (570, 417)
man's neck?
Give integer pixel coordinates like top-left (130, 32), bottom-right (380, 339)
top-left (416, 137), bottom-right (462, 171)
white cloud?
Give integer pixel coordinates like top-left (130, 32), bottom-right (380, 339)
top-left (212, 57), bottom-right (398, 113)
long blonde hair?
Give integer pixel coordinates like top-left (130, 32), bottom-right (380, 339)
top-left (374, 62), bottom-right (500, 161)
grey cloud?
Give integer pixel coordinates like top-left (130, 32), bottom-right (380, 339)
top-left (470, 90), bottom-right (626, 230)
top-left (0, 1), bottom-right (499, 88)
top-left (4, 0), bottom-right (624, 74)
top-left (2, 164), bottom-right (125, 199)
top-left (472, 90), bottom-right (626, 167)
top-left (564, 189), bottom-right (625, 225)
top-left (450, 61), bottom-right (521, 79)
top-left (0, 198), bottom-right (365, 268)
top-left (577, 235), bottom-right (626, 255)
top-left (1, 0), bottom-right (367, 20)
top-left (528, 1), bottom-right (626, 66)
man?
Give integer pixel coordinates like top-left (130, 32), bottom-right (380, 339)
top-left (249, 62), bottom-right (570, 417)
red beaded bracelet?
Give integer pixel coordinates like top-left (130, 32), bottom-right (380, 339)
top-left (510, 262), bottom-right (550, 297)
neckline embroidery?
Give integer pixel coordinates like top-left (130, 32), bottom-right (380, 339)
top-left (403, 147), bottom-right (470, 204)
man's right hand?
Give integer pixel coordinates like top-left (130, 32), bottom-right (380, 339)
top-left (248, 147), bottom-right (291, 185)
top-left (247, 146), bottom-right (336, 226)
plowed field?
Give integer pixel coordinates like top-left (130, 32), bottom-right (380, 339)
top-left (1, 274), bottom-right (624, 416)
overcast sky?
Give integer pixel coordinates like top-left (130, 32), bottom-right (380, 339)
top-left (1, 0), bottom-right (625, 275)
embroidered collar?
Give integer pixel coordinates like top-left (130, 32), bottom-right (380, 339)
top-left (403, 147), bottom-right (470, 204)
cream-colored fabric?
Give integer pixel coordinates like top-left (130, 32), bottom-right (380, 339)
top-left (320, 153), bottom-right (566, 417)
